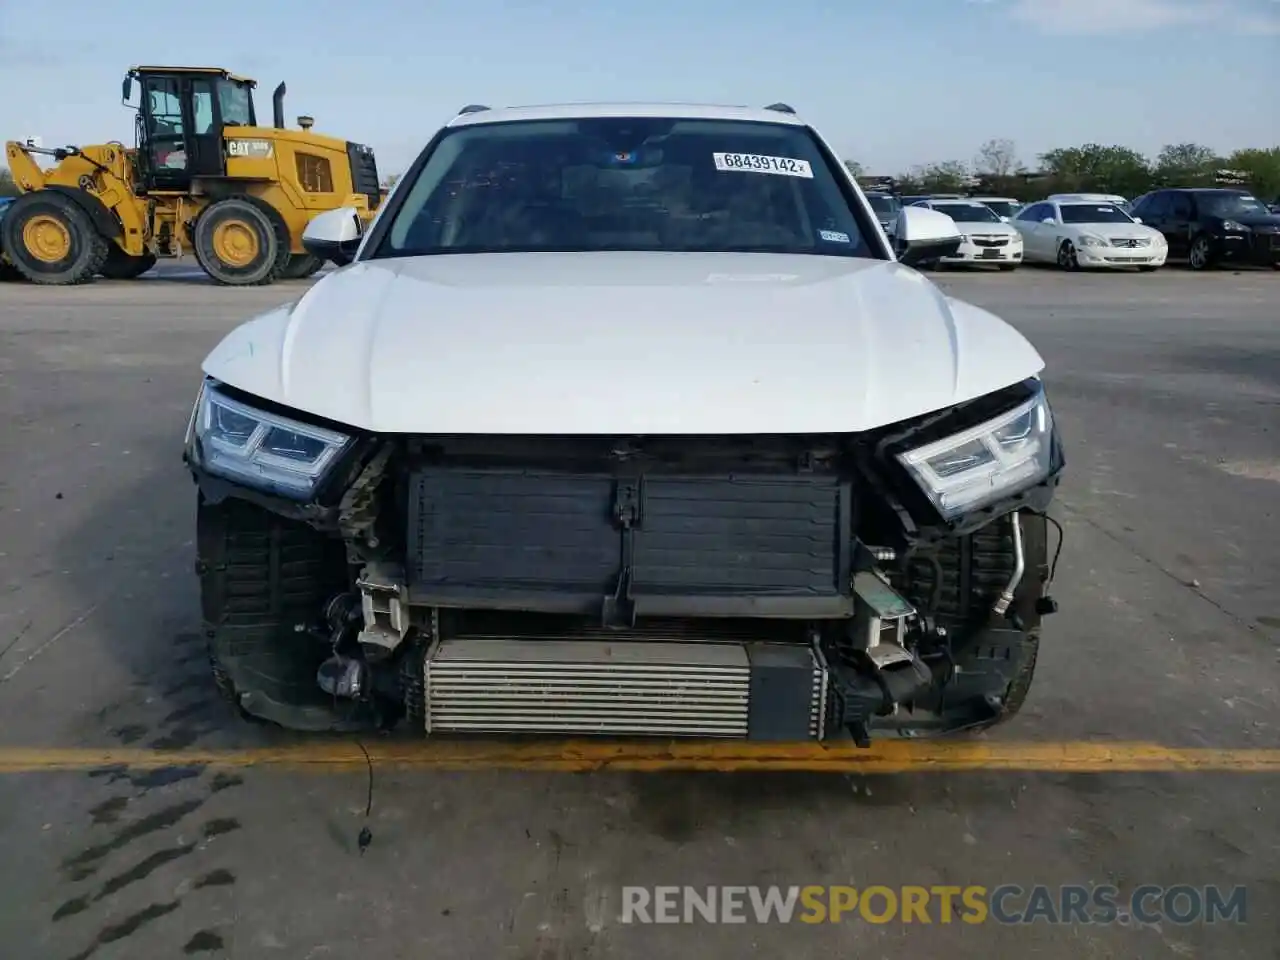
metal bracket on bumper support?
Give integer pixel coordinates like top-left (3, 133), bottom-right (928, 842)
top-left (356, 564), bottom-right (410, 659)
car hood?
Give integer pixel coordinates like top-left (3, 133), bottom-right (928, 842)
top-left (1225, 214), bottom-right (1280, 229)
top-left (1068, 223), bottom-right (1164, 241)
top-left (201, 251), bottom-right (1045, 435)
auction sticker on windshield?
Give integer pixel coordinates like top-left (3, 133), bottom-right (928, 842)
top-left (713, 153), bottom-right (813, 178)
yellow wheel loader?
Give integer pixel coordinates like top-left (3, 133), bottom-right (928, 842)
top-left (0, 66), bottom-right (381, 286)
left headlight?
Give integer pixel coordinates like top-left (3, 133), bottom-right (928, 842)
top-left (897, 387), bottom-right (1054, 521)
top-left (191, 382), bottom-right (352, 500)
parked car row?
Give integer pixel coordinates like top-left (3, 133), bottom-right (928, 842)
top-left (881, 187), bottom-right (1278, 272)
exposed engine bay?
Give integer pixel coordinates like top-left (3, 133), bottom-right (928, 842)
top-left (189, 376), bottom-right (1064, 744)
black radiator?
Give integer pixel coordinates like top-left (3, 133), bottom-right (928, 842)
top-left (406, 467), bottom-right (853, 620)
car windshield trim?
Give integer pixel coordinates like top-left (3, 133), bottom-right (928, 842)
top-left (366, 116), bottom-right (883, 262)
top-left (1059, 204), bottom-right (1135, 224)
top-left (933, 203), bottom-right (1001, 223)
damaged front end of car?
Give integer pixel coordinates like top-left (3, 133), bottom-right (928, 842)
top-left (183, 375), bottom-right (1064, 745)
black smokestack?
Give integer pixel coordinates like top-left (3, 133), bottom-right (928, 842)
top-left (272, 82), bottom-right (287, 129)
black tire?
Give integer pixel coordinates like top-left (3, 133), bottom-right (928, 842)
top-left (0, 190), bottom-right (110, 284)
top-left (1056, 239), bottom-right (1079, 271)
top-left (1187, 233), bottom-right (1214, 271)
top-left (0, 258), bottom-right (24, 282)
top-left (99, 245), bottom-right (158, 280)
top-left (892, 510), bottom-right (1048, 733)
top-left (197, 495), bottom-right (349, 718)
top-left (991, 628), bottom-right (1040, 722)
top-left (280, 253), bottom-right (324, 280)
top-left (192, 196), bottom-right (291, 286)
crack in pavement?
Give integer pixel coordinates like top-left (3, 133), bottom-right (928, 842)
top-left (1057, 498), bottom-right (1259, 635)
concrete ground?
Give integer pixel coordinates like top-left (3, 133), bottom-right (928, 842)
top-left (0, 261), bottom-right (1277, 959)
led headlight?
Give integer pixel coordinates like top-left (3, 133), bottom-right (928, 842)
top-left (192, 382), bottom-right (351, 500)
top-left (898, 387), bottom-right (1054, 520)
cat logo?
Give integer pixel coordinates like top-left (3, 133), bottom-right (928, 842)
top-left (227, 139), bottom-right (273, 160)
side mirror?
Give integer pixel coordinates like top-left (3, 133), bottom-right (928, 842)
top-left (894, 206), bottom-right (962, 267)
top-left (1041, 217), bottom-right (1055, 224)
top-left (302, 206), bottom-right (363, 266)
top-left (121, 76), bottom-right (132, 103)
top-left (1000, 215), bottom-right (1011, 223)
top-left (1132, 216), bottom-right (1143, 223)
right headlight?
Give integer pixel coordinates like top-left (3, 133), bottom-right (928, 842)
top-left (191, 382), bottom-right (352, 500)
top-left (897, 388), bottom-right (1054, 520)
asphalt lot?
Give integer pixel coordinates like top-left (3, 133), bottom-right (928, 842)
top-left (0, 261), bottom-right (1277, 959)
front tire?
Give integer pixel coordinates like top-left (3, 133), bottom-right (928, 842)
top-left (193, 196), bottom-right (291, 286)
top-left (280, 253), bottom-right (324, 280)
top-left (1187, 234), bottom-right (1213, 271)
top-left (197, 496), bottom-right (349, 719)
top-left (1056, 239), bottom-right (1079, 271)
top-left (0, 190), bottom-right (109, 285)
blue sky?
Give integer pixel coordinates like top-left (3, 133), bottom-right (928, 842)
top-left (1, 0), bottom-right (1276, 176)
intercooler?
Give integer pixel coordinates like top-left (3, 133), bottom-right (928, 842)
top-left (421, 635), bottom-right (829, 740)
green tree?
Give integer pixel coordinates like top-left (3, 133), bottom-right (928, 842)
top-left (975, 138), bottom-right (1022, 178)
top-left (892, 172), bottom-right (924, 195)
top-left (0, 168), bottom-right (19, 198)
top-left (1154, 143), bottom-right (1220, 187)
top-left (1226, 147), bottom-right (1280, 200)
top-left (842, 159), bottom-right (864, 178)
top-left (914, 160), bottom-right (969, 194)
top-left (1038, 144), bottom-right (1152, 197)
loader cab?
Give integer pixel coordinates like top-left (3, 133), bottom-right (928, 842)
top-left (124, 66), bottom-right (260, 192)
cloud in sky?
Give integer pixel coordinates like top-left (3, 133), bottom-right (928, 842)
top-left (979, 0), bottom-right (1280, 35)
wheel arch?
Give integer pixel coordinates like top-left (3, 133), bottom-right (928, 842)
top-left (40, 185), bottom-right (123, 241)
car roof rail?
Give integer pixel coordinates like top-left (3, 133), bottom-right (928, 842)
top-left (764, 102), bottom-right (796, 114)
top-left (457, 104), bottom-right (490, 115)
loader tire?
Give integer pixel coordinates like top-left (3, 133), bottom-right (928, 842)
top-left (99, 246), bottom-right (157, 280)
top-left (193, 196), bottom-right (291, 286)
top-left (280, 253), bottom-right (324, 280)
top-left (0, 190), bottom-right (110, 285)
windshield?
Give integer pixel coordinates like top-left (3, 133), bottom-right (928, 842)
top-left (933, 202), bottom-right (1001, 223)
top-left (217, 80), bottom-right (254, 126)
top-left (375, 118), bottom-right (873, 259)
top-left (866, 194), bottom-right (900, 217)
top-left (1060, 204), bottom-right (1134, 224)
top-left (980, 200), bottom-right (1019, 218)
top-left (1201, 194), bottom-right (1270, 219)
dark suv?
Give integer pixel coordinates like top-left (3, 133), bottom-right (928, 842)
top-left (1130, 188), bottom-right (1280, 270)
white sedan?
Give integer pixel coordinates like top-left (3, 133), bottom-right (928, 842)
top-left (911, 199), bottom-right (1023, 269)
top-left (1013, 200), bottom-right (1167, 271)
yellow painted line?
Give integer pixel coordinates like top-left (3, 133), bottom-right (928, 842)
top-left (0, 740), bottom-right (1278, 774)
